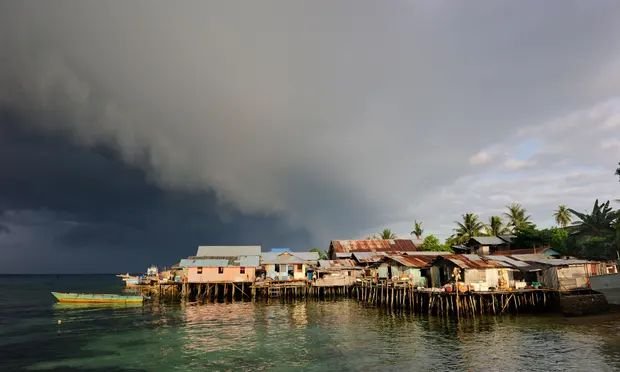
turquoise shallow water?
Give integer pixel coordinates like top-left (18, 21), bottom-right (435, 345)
top-left (1, 275), bottom-right (620, 371)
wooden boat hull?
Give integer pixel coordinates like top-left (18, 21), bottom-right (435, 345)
top-left (51, 292), bottom-right (143, 304)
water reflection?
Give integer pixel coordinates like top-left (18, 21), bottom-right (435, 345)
top-left (53, 302), bottom-right (143, 310)
top-left (181, 303), bottom-right (258, 355)
top-left (12, 298), bottom-right (620, 371)
top-left (176, 302), bottom-right (620, 371)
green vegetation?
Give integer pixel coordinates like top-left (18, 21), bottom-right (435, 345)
top-left (420, 235), bottom-right (441, 251)
top-left (443, 235), bottom-right (461, 249)
top-left (446, 162), bottom-right (619, 257)
top-left (554, 205), bottom-right (572, 227)
top-left (410, 220), bottom-right (424, 239)
top-left (420, 235), bottom-right (452, 252)
top-left (309, 248), bottom-right (328, 260)
top-left (439, 198), bottom-right (618, 259)
top-left (452, 213), bottom-right (485, 244)
top-left (485, 215), bottom-right (510, 236)
top-left (566, 199), bottom-right (619, 260)
top-left (377, 228), bottom-right (397, 239)
top-left (550, 228), bottom-right (569, 253)
top-left (495, 198), bottom-right (618, 260)
top-left (504, 203), bottom-right (533, 232)
top-left (512, 226), bottom-right (546, 248)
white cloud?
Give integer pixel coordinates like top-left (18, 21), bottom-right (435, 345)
top-left (602, 113), bottom-right (620, 129)
top-left (503, 159), bottom-right (536, 171)
top-left (469, 151), bottom-right (492, 165)
top-left (402, 98), bottom-right (620, 239)
top-left (601, 138), bottom-right (620, 150)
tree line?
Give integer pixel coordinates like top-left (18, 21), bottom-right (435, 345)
top-left (371, 162), bottom-right (620, 259)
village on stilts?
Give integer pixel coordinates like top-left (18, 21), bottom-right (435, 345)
top-left (120, 237), bottom-right (618, 317)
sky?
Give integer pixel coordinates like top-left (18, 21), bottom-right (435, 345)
top-left (1, 1), bottom-right (619, 273)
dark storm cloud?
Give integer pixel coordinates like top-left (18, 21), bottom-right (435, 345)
top-left (0, 118), bottom-right (310, 272)
top-left (1, 1), bottom-right (620, 272)
top-left (0, 114), bottom-right (158, 224)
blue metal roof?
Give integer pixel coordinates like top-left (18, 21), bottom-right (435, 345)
top-left (269, 248), bottom-right (292, 253)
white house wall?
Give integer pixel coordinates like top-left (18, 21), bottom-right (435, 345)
top-left (557, 265), bottom-right (589, 290)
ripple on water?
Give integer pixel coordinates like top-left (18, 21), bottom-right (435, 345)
top-left (1, 292), bottom-right (619, 371)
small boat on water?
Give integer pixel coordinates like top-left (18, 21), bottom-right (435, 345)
top-left (116, 273), bottom-right (141, 287)
top-left (51, 292), bottom-right (144, 304)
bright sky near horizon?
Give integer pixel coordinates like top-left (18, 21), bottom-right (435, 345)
top-left (0, 1), bottom-right (619, 272)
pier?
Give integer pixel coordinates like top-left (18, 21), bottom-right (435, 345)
top-left (123, 244), bottom-right (615, 317)
top-left (354, 280), bottom-right (559, 316)
top-left (132, 279), bottom-right (566, 317)
top-left (138, 281), bottom-right (354, 303)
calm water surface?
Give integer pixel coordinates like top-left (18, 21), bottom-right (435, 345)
top-left (1, 275), bottom-right (620, 371)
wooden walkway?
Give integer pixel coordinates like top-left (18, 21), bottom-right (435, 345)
top-left (133, 279), bottom-right (566, 316)
top-left (355, 280), bottom-right (559, 316)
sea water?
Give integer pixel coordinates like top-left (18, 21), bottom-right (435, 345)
top-left (1, 275), bottom-right (620, 371)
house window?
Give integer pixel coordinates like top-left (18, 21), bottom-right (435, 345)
top-left (240, 267), bottom-right (246, 274)
top-left (197, 267), bottom-right (203, 274)
top-left (468, 269), bottom-right (486, 282)
top-left (296, 264), bottom-right (303, 272)
top-left (348, 271), bottom-right (351, 276)
top-left (218, 267), bottom-right (224, 274)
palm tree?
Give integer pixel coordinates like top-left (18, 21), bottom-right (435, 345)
top-left (504, 203), bottom-right (533, 232)
top-left (485, 215), bottom-right (510, 236)
top-left (378, 228), bottom-right (397, 239)
top-left (410, 220), bottom-right (424, 239)
top-left (568, 199), bottom-right (619, 259)
top-left (453, 213), bottom-right (485, 244)
top-left (554, 205), bottom-right (572, 228)
top-left (569, 199), bottom-right (618, 236)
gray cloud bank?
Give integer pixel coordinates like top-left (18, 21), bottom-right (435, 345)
top-left (1, 1), bottom-right (620, 271)
top-left (0, 119), bottom-right (311, 273)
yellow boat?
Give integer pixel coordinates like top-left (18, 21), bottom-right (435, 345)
top-left (51, 292), bottom-right (144, 304)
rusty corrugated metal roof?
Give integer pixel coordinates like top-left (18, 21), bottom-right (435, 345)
top-left (352, 252), bottom-right (387, 263)
top-left (330, 239), bottom-right (419, 254)
top-left (438, 254), bottom-right (512, 269)
top-left (386, 254), bottom-right (437, 268)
